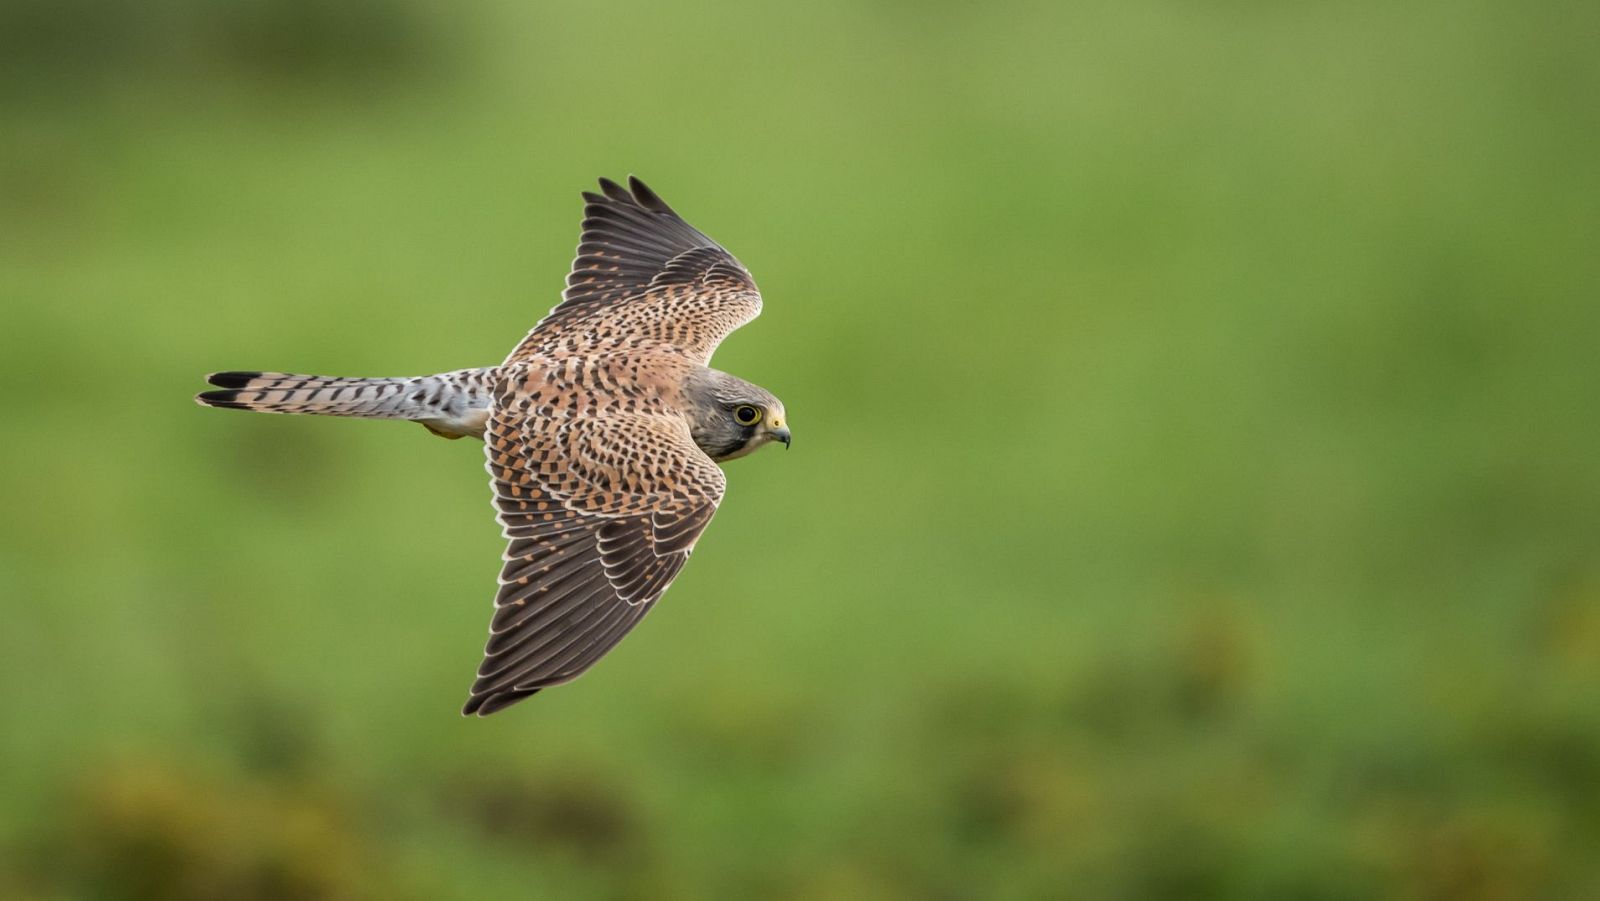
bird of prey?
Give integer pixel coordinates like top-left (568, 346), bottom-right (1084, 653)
top-left (196, 177), bottom-right (790, 716)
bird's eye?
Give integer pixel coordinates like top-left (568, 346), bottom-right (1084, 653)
top-left (733, 404), bottom-right (762, 426)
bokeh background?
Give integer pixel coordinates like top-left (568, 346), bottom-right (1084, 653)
top-left (2, 0), bottom-right (1597, 898)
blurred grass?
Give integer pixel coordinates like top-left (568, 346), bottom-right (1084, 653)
top-left (2, 0), bottom-right (1598, 897)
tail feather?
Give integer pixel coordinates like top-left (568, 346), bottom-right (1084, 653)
top-left (195, 368), bottom-right (496, 439)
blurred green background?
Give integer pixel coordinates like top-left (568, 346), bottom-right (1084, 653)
top-left (2, 0), bottom-right (1597, 897)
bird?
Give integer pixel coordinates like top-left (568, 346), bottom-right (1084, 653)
top-left (196, 176), bottom-right (790, 716)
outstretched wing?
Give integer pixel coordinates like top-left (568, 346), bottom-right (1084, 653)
top-left (464, 389), bottom-right (725, 716)
top-left (505, 176), bottom-right (763, 366)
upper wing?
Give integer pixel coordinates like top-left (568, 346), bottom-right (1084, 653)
top-left (505, 176), bottom-right (763, 366)
top-left (464, 389), bottom-right (725, 716)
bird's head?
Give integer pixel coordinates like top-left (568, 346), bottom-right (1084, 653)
top-left (685, 369), bottom-right (790, 462)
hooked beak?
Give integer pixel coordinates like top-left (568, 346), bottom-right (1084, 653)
top-left (770, 425), bottom-right (791, 449)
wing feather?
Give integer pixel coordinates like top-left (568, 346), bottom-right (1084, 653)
top-left (462, 392), bottom-right (724, 716)
top-left (506, 176), bottom-right (762, 366)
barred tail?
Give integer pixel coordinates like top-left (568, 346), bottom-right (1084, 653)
top-left (195, 368), bottom-right (496, 439)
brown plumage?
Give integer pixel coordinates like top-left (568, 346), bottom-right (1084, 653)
top-left (197, 177), bottom-right (791, 716)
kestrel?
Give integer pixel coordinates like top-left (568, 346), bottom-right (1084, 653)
top-left (196, 177), bottom-right (790, 716)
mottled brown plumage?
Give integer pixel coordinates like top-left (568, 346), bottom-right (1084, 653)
top-left (196, 177), bottom-right (790, 716)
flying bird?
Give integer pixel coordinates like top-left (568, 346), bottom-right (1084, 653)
top-left (196, 177), bottom-right (789, 716)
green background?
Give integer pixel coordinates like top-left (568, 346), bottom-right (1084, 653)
top-left (3, 1), bottom-right (1597, 897)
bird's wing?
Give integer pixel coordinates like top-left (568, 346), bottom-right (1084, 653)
top-left (505, 176), bottom-right (763, 367)
top-left (464, 389), bottom-right (725, 716)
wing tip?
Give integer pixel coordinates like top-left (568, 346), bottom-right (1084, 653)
top-left (626, 175), bottom-right (671, 213)
top-left (596, 176), bottom-right (632, 203)
top-left (587, 175), bottom-right (674, 215)
top-left (461, 687), bottom-right (541, 717)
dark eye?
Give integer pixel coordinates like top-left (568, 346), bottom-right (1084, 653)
top-left (733, 404), bottom-right (762, 426)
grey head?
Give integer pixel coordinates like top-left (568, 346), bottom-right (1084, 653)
top-left (683, 368), bottom-right (790, 462)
